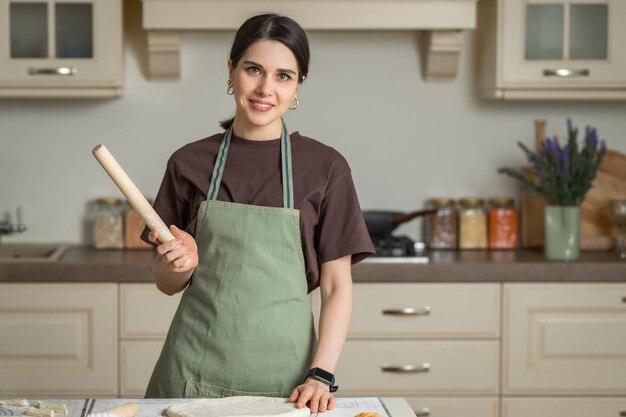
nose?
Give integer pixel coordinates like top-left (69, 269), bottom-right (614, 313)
top-left (255, 76), bottom-right (272, 97)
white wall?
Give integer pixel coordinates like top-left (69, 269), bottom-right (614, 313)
top-left (1, 0), bottom-right (625, 243)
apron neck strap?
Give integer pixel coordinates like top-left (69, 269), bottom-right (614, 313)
top-left (207, 119), bottom-right (294, 209)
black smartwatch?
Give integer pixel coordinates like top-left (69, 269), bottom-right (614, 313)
top-left (305, 367), bottom-right (338, 392)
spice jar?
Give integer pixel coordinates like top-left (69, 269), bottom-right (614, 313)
top-left (124, 199), bottom-right (152, 249)
top-left (488, 197), bottom-right (518, 250)
top-left (458, 198), bottom-right (488, 249)
top-left (93, 197), bottom-right (124, 249)
top-left (426, 198), bottom-right (458, 249)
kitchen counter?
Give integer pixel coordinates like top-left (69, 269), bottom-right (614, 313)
top-left (0, 246), bottom-right (624, 282)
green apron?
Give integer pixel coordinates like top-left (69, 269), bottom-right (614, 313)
top-left (145, 120), bottom-right (316, 398)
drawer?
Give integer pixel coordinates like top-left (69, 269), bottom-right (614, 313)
top-left (335, 340), bottom-right (499, 395)
top-left (504, 283), bottom-right (626, 394)
top-left (120, 283), bottom-right (182, 339)
top-left (120, 341), bottom-right (164, 397)
top-left (502, 397), bottom-right (626, 417)
top-left (347, 283), bottom-right (500, 338)
top-left (403, 397), bottom-right (499, 417)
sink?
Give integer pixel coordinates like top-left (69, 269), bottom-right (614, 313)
top-left (0, 244), bottom-right (69, 262)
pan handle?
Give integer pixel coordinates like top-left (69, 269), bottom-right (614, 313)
top-left (393, 209), bottom-right (438, 226)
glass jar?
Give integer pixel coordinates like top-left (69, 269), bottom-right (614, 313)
top-left (426, 198), bottom-right (458, 250)
top-left (458, 198), bottom-right (488, 249)
top-left (93, 197), bottom-right (124, 249)
top-left (488, 198), bottom-right (518, 250)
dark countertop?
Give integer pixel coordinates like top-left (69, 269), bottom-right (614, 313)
top-left (0, 246), bottom-right (625, 283)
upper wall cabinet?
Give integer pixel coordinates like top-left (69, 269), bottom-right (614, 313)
top-left (141, 0), bottom-right (478, 82)
top-left (477, 0), bottom-right (626, 100)
top-left (0, 0), bottom-right (122, 98)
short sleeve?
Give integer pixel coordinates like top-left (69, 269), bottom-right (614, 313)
top-left (140, 155), bottom-right (192, 246)
top-left (315, 166), bottom-right (375, 265)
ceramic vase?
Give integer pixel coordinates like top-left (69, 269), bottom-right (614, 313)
top-left (544, 205), bottom-right (580, 261)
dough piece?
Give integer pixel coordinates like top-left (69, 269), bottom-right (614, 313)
top-left (165, 397), bottom-right (309, 417)
top-left (0, 400), bottom-right (29, 407)
top-left (25, 407), bottom-right (54, 417)
top-left (355, 413), bottom-right (384, 417)
top-left (37, 403), bottom-right (68, 414)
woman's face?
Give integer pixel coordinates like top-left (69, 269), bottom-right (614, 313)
top-left (229, 40), bottom-right (300, 137)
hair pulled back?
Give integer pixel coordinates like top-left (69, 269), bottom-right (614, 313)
top-left (220, 13), bottom-right (310, 130)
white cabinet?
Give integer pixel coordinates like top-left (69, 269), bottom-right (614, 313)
top-left (503, 283), bottom-right (626, 395)
top-left (477, 0), bottom-right (626, 100)
top-left (312, 283), bottom-right (501, 414)
top-left (0, 283), bottom-right (118, 396)
top-left (502, 398), bottom-right (626, 417)
top-left (118, 283), bottom-right (182, 397)
top-left (0, 0), bottom-right (123, 98)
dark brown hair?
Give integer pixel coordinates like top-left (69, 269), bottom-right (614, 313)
top-left (220, 13), bottom-right (310, 130)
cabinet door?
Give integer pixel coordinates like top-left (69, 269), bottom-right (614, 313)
top-left (0, 283), bottom-right (118, 396)
top-left (335, 340), bottom-right (499, 395)
top-left (503, 283), bottom-right (626, 394)
top-left (500, 0), bottom-right (626, 87)
top-left (502, 397), bottom-right (626, 417)
top-left (120, 283), bottom-right (182, 339)
top-left (120, 341), bottom-right (164, 397)
top-left (0, 0), bottom-right (122, 96)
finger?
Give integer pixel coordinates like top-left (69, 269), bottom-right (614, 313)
top-left (308, 391), bottom-right (323, 414)
top-left (317, 394), bottom-right (332, 413)
top-left (148, 230), bottom-right (159, 243)
top-left (288, 388), bottom-right (299, 402)
top-left (156, 237), bottom-right (184, 256)
top-left (295, 386), bottom-right (313, 409)
top-left (170, 224), bottom-right (186, 239)
top-left (327, 396), bottom-right (336, 411)
top-left (163, 244), bottom-right (187, 263)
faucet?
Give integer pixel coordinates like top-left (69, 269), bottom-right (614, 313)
top-left (0, 206), bottom-right (27, 242)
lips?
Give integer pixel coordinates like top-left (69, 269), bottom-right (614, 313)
top-left (249, 99), bottom-right (274, 112)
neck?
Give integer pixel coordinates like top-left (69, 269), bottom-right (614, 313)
top-left (232, 118), bottom-right (282, 141)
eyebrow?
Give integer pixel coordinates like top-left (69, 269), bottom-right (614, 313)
top-left (242, 60), bottom-right (297, 76)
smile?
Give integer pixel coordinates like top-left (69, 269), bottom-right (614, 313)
top-left (249, 100), bottom-right (274, 112)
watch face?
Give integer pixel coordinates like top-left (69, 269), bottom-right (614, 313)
top-left (311, 367), bottom-right (334, 384)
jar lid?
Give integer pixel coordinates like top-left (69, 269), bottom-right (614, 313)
top-left (459, 198), bottom-right (484, 207)
top-left (488, 197), bottom-right (515, 207)
top-left (96, 197), bottom-right (122, 205)
top-left (428, 198), bottom-right (455, 207)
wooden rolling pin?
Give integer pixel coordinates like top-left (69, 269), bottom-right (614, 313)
top-left (92, 144), bottom-right (175, 243)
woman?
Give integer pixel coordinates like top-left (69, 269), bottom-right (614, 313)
top-left (142, 13), bottom-right (374, 414)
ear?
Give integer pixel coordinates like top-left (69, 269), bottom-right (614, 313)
top-left (227, 59), bottom-right (234, 79)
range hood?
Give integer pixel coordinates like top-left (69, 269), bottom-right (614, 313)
top-left (142, 0), bottom-right (478, 81)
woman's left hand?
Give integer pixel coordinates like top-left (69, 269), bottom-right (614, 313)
top-left (289, 378), bottom-right (336, 414)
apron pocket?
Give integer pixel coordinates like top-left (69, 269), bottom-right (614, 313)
top-left (184, 380), bottom-right (281, 398)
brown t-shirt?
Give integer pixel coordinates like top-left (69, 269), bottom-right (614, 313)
top-left (142, 131), bottom-right (374, 292)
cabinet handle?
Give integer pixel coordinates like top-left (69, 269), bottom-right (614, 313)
top-left (414, 408), bottom-right (431, 417)
top-left (382, 306), bottom-right (431, 316)
top-left (382, 363), bottom-right (430, 373)
top-left (543, 68), bottom-right (589, 77)
top-left (622, 296), bottom-right (626, 303)
top-left (620, 411), bottom-right (626, 416)
top-left (28, 67), bottom-right (77, 76)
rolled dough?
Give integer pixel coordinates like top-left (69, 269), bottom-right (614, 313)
top-left (164, 397), bottom-right (309, 417)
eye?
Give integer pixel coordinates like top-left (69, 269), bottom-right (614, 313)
top-left (246, 66), bottom-right (261, 75)
top-left (278, 73), bottom-right (292, 81)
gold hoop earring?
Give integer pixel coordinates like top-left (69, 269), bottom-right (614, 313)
top-left (226, 80), bottom-right (234, 95)
top-left (289, 97), bottom-right (299, 110)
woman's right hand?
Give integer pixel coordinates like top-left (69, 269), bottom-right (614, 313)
top-left (148, 225), bottom-right (199, 273)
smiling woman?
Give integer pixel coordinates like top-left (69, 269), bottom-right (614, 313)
top-left (140, 13), bottom-right (374, 415)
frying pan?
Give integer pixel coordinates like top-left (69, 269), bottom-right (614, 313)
top-left (363, 209), bottom-right (438, 238)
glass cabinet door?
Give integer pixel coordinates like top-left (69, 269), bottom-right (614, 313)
top-left (10, 2), bottom-right (48, 58)
top-left (55, 2), bottom-right (93, 58)
top-left (524, 1), bottom-right (609, 61)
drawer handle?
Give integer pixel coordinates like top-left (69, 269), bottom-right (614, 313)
top-left (543, 68), bottom-right (589, 77)
top-left (382, 363), bottom-right (430, 373)
top-left (382, 306), bottom-right (431, 316)
top-left (414, 408), bottom-right (431, 417)
top-left (28, 67), bottom-right (77, 76)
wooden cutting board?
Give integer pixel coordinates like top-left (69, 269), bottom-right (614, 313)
top-left (520, 122), bottom-right (626, 250)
